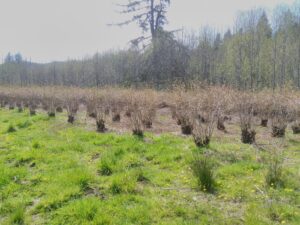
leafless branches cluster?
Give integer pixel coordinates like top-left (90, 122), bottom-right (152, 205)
top-left (268, 94), bottom-right (297, 137)
top-left (126, 89), bottom-right (158, 136)
top-left (0, 86), bottom-right (299, 145)
top-left (236, 92), bottom-right (257, 144)
top-left (170, 87), bottom-right (233, 147)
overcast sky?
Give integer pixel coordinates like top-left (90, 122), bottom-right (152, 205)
top-left (0, 0), bottom-right (295, 63)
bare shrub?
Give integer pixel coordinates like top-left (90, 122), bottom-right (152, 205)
top-left (130, 90), bottom-right (156, 135)
top-left (112, 112), bottom-right (121, 122)
top-left (63, 89), bottom-right (80, 124)
top-left (0, 100), bottom-right (6, 108)
top-left (56, 106), bottom-right (63, 113)
top-left (87, 106), bottom-right (96, 118)
top-left (86, 91), bottom-right (97, 118)
top-left (1, 85), bottom-right (300, 143)
top-left (141, 108), bottom-right (155, 128)
top-left (291, 97), bottom-right (300, 134)
top-left (236, 93), bottom-right (256, 144)
top-left (126, 93), bottom-right (144, 136)
top-left (96, 116), bottom-right (106, 132)
top-left (190, 89), bottom-right (220, 147)
top-left (16, 101), bottom-right (23, 112)
top-left (256, 92), bottom-right (273, 127)
top-left (9, 101), bottom-right (15, 110)
top-left (128, 102), bottom-right (143, 136)
top-left (43, 94), bottom-right (57, 117)
top-left (140, 93), bottom-right (156, 129)
top-left (215, 87), bottom-right (234, 133)
top-left (269, 94), bottom-right (295, 138)
top-left (131, 109), bottom-right (144, 136)
top-left (291, 122), bottom-right (300, 134)
top-left (217, 117), bottom-right (226, 131)
top-left (29, 104), bottom-right (37, 116)
top-left (261, 119), bottom-right (268, 127)
top-left (95, 95), bottom-right (109, 133)
top-left (0, 91), bottom-right (8, 108)
top-left (25, 89), bottom-right (41, 116)
top-left (172, 91), bottom-right (193, 135)
top-left (192, 118), bottom-right (214, 147)
top-left (124, 105), bottom-right (132, 117)
top-left (109, 92), bottom-right (125, 122)
top-left (181, 118), bottom-right (193, 135)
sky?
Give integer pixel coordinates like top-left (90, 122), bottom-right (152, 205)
top-left (0, 0), bottom-right (296, 63)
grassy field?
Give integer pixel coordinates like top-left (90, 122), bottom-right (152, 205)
top-left (0, 108), bottom-right (299, 225)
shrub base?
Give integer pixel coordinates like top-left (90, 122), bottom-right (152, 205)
top-left (112, 114), bottom-right (121, 122)
top-left (68, 115), bottom-right (75, 123)
top-left (272, 126), bottom-right (286, 137)
top-left (193, 136), bottom-right (210, 147)
top-left (241, 129), bottom-right (256, 144)
top-left (96, 120), bottom-right (106, 133)
top-left (181, 124), bottom-right (193, 135)
top-left (261, 119), bottom-right (268, 127)
top-left (292, 123), bottom-right (300, 134)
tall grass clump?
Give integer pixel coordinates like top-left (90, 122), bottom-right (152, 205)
top-left (99, 159), bottom-right (113, 176)
top-left (191, 153), bottom-right (216, 193)
top-left (110, 174), bottom-right (137, 195)
top-left (9, 204), bottom-right (25, 225)
top-left (265, 147), bottom-right (285, 188)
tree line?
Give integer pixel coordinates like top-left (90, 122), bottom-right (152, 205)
top-left (0, 1), bottom-right (300, 89)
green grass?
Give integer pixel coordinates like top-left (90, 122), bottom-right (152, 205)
top-left (0, 108), bottom-right (299, 224)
